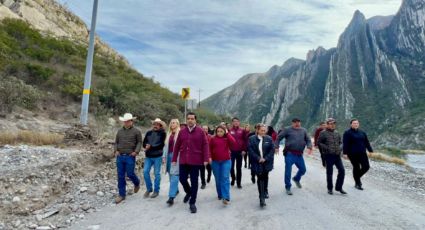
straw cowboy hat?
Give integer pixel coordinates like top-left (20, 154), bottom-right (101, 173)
top-left (119, 113), bottom-right (136, 122)
top-left (152, 118), bottom-right (166, 128)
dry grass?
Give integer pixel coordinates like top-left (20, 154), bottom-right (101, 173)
top-left (368, 152), bottom-right (406, 165)
top-left (0, 131), bottom-right (64, 146)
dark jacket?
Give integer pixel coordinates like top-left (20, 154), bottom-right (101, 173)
top-left (275, 126), bottom-right (312, 155)
top-left (248, 135), bottom-right (274, 174)
top-left (143, 129), bottom-right (166, 158)
top-left (114, 126), bottom-right (142, 154)
top-left (343, 128), bottom-right (373, 155)
top-left (318, 129), bottom-right (342, 155)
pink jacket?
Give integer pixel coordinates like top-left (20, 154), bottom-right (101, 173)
top-left (209, 134), bottom-right (236, 161)
top-left (229, 127), bottom-right (248, 152)
top-left (172, 125), bottom-right (210, 165)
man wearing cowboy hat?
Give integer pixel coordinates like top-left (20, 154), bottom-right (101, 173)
top-left (114, 113), bottom-right (142, 204)
top-left (142, 118), bottom-right (167, 198)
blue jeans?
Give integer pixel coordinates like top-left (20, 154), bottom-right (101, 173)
top-left (143, 156), bottom-right (162, 193)
top-left (284, 152), bottom-right (306, 190)
top-left (116, 155), bottom-right (140, 197)
top-left (211, 160), bottom-right (231, 200)
top-left (167, 153), bottom-right (179, 198)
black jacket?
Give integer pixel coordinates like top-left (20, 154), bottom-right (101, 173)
top-left (318, 129), bottom-right (342, 155)
top-left (343, 128), bottom-right (373, 155)
top-left (143, 129), bottom-right (166, 158)
top-left (248, 135), bottom-right (274, 174)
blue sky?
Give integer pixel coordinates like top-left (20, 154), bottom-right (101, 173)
top-left (58, 0), bottom-right (402, 99)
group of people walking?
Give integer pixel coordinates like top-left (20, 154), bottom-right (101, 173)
top-left (113, 112), bottom-right (374, 213)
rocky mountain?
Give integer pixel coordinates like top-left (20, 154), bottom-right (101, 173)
top-left (203, 0), bottom-right (425, 150)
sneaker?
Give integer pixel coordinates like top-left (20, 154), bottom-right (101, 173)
top-left (201, 184), bottom-right (206, 189)
top-left (222, 199), bottom-right (230, 205)
top-left (355, 184), bottom-right (364, 190)
top-left (265, 192), bottom-right (269, 199)
top-left (251, 176), bottom-right (256, 184)
top-left (260, 199), bottom-right (266, 207)
top-left (143, 191), bottom-right (152, 198)
top-left (134, 186), bottom-right (140, 194)
top-left (286, 189), bottom-right (293, 195)
top-left (190, 204), bottom-right (197, 213)
top-left (328, 190), bottom-right (333, 195)
top-left (150, 192), bottom-right (159, 198)
top-left (183, 194), bottom-right (191, 203)
top-left (166, 198), bottom-right (174, 206)
top-left (237, 184), bottom-right (242, 189)
top-left (292, 178), bottom-right (302, 188)
top-left (336, 189), bottom-right (347, 194)
top-left (207, 177), bottom-right (211, 183)
top-left (115, 196), bottom-right (125, 204)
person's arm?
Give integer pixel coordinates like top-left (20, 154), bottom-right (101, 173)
top-left (134, 130), bottom-right (142, 154)
top-left (248, 138), bottom-right (260, 162)
top-left (342, 131), bottom-right (349, 155)
top-left (150, 131), bottom-right (166, 150)
top-left (305, 129), bottom-right (313, 150)
top-left (202, 131), bottom-right (210, 164)
top-left (114, 131), bottom-right (119, 152)
top-left (172, 133), bottom-right (182, 163)
top-left (275, 129), bottom-right (286, 149)
top-left (364, 132), bottom-right (373, 153)
top-left (317, 132), bottom-right (329, 154)
top-left (264, 137), bottom-right (275, 162)
top-left (142, 131), bottom-right (148, 149)
top-left (227, 133), bottom-right (237, 148)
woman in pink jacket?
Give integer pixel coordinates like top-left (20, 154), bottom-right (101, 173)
top-left (210, 125), bottom-right (236, 205)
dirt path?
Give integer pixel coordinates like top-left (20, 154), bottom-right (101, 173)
top-left (71, 153), bottom-right (425, 230)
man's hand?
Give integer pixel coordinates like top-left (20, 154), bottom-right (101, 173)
top-left (208, 158), bottom-right (212, 164)
top-left (130, 152), bottom-right (137, 157)
top-left (145, 144), bottom-right (151, 150)
top-left (172, 162), bottom-right (177, 166)
top-left (242, 151), bottom-right (246, 156)
top-left (115, 151), bottom-right (120, 157)
top-left (343, 154), bottom-right (348, 160)
top-left (307, 148), bottom-right (313, 155)
top-left (204, 162), bottom-right (209, 166)
top-left (162, 157), bottom-right (166, 164)
top-left (259, 158), bottom-right (265, 163)
top-left (274, 149), bottom-right (279, 155)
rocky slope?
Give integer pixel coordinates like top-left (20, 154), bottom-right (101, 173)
top-left (203, 0), bottom-right (425, 150)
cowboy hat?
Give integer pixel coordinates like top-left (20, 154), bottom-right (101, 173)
top-left (152, 118), bottom-right (166, 128)
top-left (119, 113), bottom-right (136, 122)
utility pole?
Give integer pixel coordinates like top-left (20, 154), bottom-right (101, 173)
top-left (198, 89), bottom-right (202, 109)
top-left (80, 0), bottom-right (99, 125)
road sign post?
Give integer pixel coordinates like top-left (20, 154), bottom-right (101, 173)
top-left (182, 88), bottom-right (190, 121)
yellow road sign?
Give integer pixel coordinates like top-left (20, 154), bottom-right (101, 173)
top-left (182, 88), bottom-right (190, 99)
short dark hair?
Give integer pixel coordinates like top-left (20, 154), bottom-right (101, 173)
top-left (187, 112), bottom-right (197, 120)
top-left (231, 117), bottom-right (239, 122)
top-left (350, 118), bottom-right (358, 124)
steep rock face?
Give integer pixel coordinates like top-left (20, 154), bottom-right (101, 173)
top-left (204, 0), bottom-right (425, 149)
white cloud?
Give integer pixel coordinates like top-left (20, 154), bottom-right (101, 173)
top-left (58, 0), bottom-right (402, 98)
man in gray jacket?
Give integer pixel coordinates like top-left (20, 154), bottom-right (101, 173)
top-left (318, 118), bottom-right (346, 195)
top-left (275, 118), bottom-right (312, 195)
top-left (114, 113), bottom-right (142, 204)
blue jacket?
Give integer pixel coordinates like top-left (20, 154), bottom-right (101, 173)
top-left (248, 135), bottom-right (275, 174)
top-left (343, 128), bottom-right (373, 155)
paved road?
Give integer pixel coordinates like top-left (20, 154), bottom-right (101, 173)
top-left (71, 153), bottom-right (425, 230)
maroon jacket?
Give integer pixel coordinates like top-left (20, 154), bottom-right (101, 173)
top-left (229, 127), bottom-right (248, 152)
top-left (172, 125), bottom-right (210, 165)
top-left (210, 134), bottom-right (236, 161)
top-left (314, 127), bottom-right (324, 147)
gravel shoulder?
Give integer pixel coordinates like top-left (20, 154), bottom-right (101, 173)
top-left (71, 152), bottom-right (425, 230)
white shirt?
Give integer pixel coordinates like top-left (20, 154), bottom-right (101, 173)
top-left (258, 135), bottom-right (263, 158)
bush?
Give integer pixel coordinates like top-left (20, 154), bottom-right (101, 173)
top-left (59, 73), bottom-right (84, 100)
top-left (0, 76), bottom-right (42, 113)
top-left (26, 63), bottom-right (55, 83)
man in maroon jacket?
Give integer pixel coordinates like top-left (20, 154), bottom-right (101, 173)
top-left (172, 112), bottom-right (210, 213)
top-left (229, 117), bottom-right (248, 189)
top-left (314, 122), bottom-right (327, 167)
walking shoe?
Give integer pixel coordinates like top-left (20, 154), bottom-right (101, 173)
top-left (292, 177), bottom-right (302, 188)
top-left (286, 189), bottom-right (293, 195)
top-left (336, 189), bottom-right (347, 194)
top-left (260, 199), bottom-right (266, 208)
top-left (183, 194), bottom-right (191, 203)
top-left (207, 177), bottom-right (211, 183)
top-left (134, 186), bottom-right (140, 194)
top-left (150, 192), bottom-right (159, 198)
top-left (166, 198), bottom-right (174, 206)
top-left (218, 197), bottom-right (222, 200)
top-left (265, 192), bottom-right (269, 199)
top-left (115, 196), bottom-right (125, 204)
top-left (143, 191), bottom-right (152, 198)
top-left (222, 199), bottom-right (230, 205)
top-left (328, 190), bottom-right (333, 195)
top-left (355, 184), bottom-right (364, 190)
top-left (190, 204), bottom-right (197, 213)
top-left (251, 176), bottom-right (256, 184)
top-left (231, 179), bottom-right (235, 186)
top-left (201, 184), bottom-right (206, 189)
top-left (237, 184), bottom-right (242, 189)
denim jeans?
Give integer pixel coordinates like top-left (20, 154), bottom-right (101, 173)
top-left (143, 156), bottom-right (162, 193)
top-left (211, 160), bottom-right (231, 200)
top-left (116, 155), bottom-right (140, 197)
top-left (284, 152), bottom-right (306, 189)
top-left (167, 153), bottom-right (179, 198)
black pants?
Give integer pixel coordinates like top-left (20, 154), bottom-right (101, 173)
top-left (200, 164), bottom-right (212, 185)
top-left (179, 164), bottom-right (202, 205)
top-left (324, 155), bottom-right (345, 190)
top-left (231, 151), bottom-right (243, 185)
top-left (320, 152), bottom-right (326, 167)
top-left (257, 172), bottom-right (269, 199)
top-left (243, 154), bottom-right (248, 167)
top-left (348, 153), bottom-right (370, 186)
